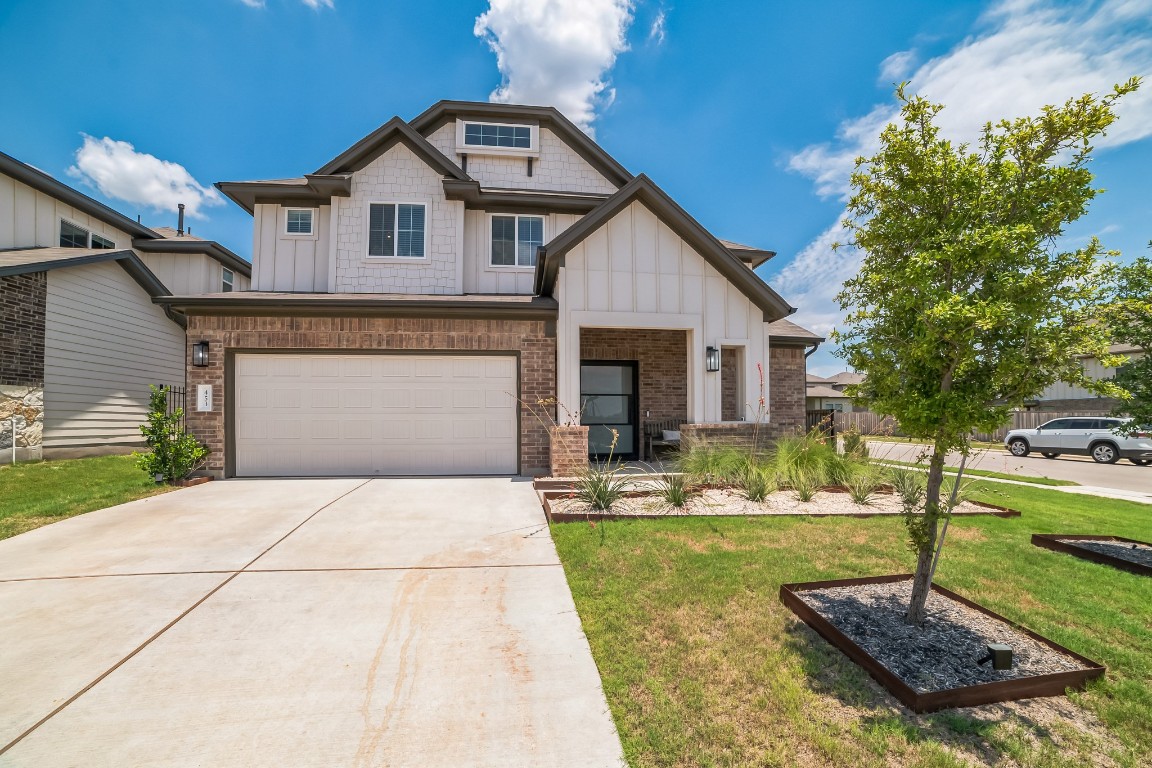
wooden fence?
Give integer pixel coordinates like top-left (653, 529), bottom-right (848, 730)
top-left (834, 410), bottom-right (1111, 443)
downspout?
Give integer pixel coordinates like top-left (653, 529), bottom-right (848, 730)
top-left (804, 341), bottom-right (821, 359)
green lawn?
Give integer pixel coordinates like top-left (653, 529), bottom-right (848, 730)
top-left (877, 459), bottom-right (1080, 486)
top-left (0, 455), bottom-right (172, 540)
top-left (552, 484), bottom-right (1152, 767)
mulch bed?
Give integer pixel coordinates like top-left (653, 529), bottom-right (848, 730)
top-left (780, 575), bottom-right (1104, 713)
top-left (1032, 534), bottom-right (1152, 576)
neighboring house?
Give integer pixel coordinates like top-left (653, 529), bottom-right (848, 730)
top-left (0, 150), bottom-right (250, 459)
top-left (159, 101), bottom-right (821, 478)
top-left (806, 371), bottom-right (862, 412)
top-left (1026, 344), bottom-right (1144, 413)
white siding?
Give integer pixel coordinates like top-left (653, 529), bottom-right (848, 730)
top-left (1038, 352), bottom-right (1143, 401)
top-left (556, 200), bottom-right (769, 424)
top-left (250, 204), bottom-right (331, 292)
top-left (334, 144), bottom-right (461, 294)
top-left (43, 261), bottom-right (185, 451)
top-left (135, 251), bottom-right (250, 294)
top-left (461, 210), bottom-right (580, 294)
top-left (0, 171), bottom-right (129, 250)
top-left (425, 123), bottom-right (619, 194)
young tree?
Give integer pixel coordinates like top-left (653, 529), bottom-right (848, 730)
top-left (1107, 253), bottom-right (1152, 434)
top-left (833, 79), bottom-right (1139, 625)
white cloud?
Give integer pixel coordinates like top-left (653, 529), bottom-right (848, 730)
top-left (68, 135), bottom-right (223, 220)
top-left (649, 8), bottom-right (667, 45)
top-left (300, 0), bottom-right (333, 8)
top-left (877, 49), bottom-right (917, 84)
top-left (238, 0), bottom-right (265, 6)
top-left (778, 0), bottom-right (1152, 353)
top-left (475, 0), bottom-right (636, 132)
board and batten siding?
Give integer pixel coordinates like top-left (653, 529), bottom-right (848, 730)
top-left (556, 200), bottom-right (769, 424)
top-left (43, 261), bottom-right (185, 453)
top-left (250, 204), bottom-right (332, 292)
top-left (0, 171), bottom-right (129, 250)
top-left (1038, 351), bottom-right (1144, 401)
top-left (462, 210), bottom-right (580, 294)
top-left (136, 250), bottom-right (251, 295)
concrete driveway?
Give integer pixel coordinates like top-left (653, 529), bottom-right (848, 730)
top-left (0, 478), bottom-right (625, 767)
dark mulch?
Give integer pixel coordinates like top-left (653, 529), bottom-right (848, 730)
top-left (798, 581), bottom-right (1090, 694)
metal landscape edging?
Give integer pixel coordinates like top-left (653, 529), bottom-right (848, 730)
top-left (1032, 534), bottom-right (1152, 576)
top-left (779, 574), bottom-right (1105, 713)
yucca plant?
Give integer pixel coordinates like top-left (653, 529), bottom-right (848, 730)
top-left (573, 428), bottom-right (629, 511)
top-left (654, 471), bottom-right (696, 510)
top-left (846, 465), bottom-right (881, 506)
top-left (889, 469), bottom-right (926, 513)
top-left (737, 464), bottom-right (772, 502)
top-left (790, 469), bottom-right (819, 502)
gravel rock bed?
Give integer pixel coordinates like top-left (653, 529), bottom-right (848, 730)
top-left (549, 487), bottom-right (991, 518)
top-left (798, 581), bottom-right (1090, 693)
top-left (1060, 538), bottom-right (1152, 568)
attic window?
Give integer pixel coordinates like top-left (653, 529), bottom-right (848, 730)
top-left (458, 121), bottom-right (538, 155)
top-left (60, 221), bottom-right (89, 248)
top-left (91, 233), bottom-right (115, 249)
top-left (285, 208), bottom-right (314, 235)
top-left (222, 268), bottom-right (234, 293)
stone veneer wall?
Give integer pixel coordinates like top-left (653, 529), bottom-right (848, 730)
top-left (184, 315), bottom-right (556, 477)
top-left (579, 328), bottom-right (688, 425)
top-left (1, 272), bottom-right (46, 386)
top-left (0, 273), bottom-right (47, 460)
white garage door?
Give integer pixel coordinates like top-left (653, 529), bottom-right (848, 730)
top-left (234, 354), bottom-right (518, 477)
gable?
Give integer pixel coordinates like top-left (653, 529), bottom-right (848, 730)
top-left (536, 175), bottom-right (793, 322)
top-left (314, 117), bottom-right (468, 179)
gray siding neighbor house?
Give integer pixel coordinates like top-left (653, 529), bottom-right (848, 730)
top-left (159, 101), bottom-right (821, 478)
top-left (0, 150), bottom-right (251, 459)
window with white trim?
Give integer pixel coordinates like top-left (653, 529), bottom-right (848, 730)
top-left (222, 268), bottom-right (234, 293)
top-left (464, 122), bottom-right (532, 149)
top-left (368, 203), bottom-right (426, 258)
top-left (285, 208), bottom-right (314, 235)
top-left (490, 215), bottom-right (544, 267)
top-left (60, 220), bottom-right (116, 249)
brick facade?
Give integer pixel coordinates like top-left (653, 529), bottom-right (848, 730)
top-left (184, 315), bottom-right (555, 477)
top-left (721, 349), bottom-right (740, 421)
top-left (579, 328), bottom-right (688, 424)
top-left (549, 425), bottom-right (589, 477)
top-left (768, 344), bottom-right (807, 434)
top-left (0, 272), bottom-right (47, 386)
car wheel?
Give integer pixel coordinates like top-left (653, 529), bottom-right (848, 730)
top-left (1130, 458), bottom-right (1152, 466)
top-left (1090, 442), bottom-right (1120, 464)
top-left (1008, 438), bottom-right (1029, 457)
top-left (1041, 452), bottom-right (1059, 459)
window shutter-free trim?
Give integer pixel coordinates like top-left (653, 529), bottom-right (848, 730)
top-left (286, 208), bottom-right (314, 235)
top-left (60, 220), bottom-right (89, 248)
top-left (367, 202), bottom-right (426, 258)
top-left (490, 214), bottom-right (544, 267)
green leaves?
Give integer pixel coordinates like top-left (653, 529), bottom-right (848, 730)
top-left (134, 385), bottom-right (209, 482)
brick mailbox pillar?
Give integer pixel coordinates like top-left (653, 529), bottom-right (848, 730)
top-left (549, 425), bottom-right (589, 477)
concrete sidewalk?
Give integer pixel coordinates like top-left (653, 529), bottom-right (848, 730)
top-left (0, 478), bottom-right (625, 767)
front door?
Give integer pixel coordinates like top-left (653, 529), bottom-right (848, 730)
top-left (580, 361), bottom-right (638, 461)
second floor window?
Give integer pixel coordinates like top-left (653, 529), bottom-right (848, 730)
top-left (491, 215), bottom-right (544, 267)
top-left (60, 220), bottom-right (115, 249)
top-left (222, 268), bottom-right (234, 293)
top-left (286, 208), bottom-right (313, 235)
top-left (368, 203), bottom-right (426, 258)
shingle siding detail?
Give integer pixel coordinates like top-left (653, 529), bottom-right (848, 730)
top-left (0, 272), bottom-right (46, 386)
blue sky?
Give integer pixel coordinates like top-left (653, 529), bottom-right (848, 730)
top-left (2, 0), bottom-right (1149, 375)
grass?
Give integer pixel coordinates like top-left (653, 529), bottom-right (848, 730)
top-left (0, 455), bottom-right (172, 540)
top-left (878, 458), bottom-right (1080, 487)
top-left (551, 483), bottom-right (1152, 767)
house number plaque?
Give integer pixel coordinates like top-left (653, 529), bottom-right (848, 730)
top-left (196, 385), bottom-right (213, 412)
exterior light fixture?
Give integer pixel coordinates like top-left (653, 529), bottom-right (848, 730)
top-left (706, 346), bottom-right (721, 373)
top-left (192, 341), bottom-right (210, 368)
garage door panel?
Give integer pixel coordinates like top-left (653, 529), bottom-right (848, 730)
top-left (235, 354), bottom-right (517, 477)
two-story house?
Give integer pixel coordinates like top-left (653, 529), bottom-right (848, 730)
top-left (159, 101), bottom-right (820, 478)
top-left (0, 150), bottom-right (250, 459)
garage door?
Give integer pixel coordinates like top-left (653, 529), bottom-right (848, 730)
top-left (234, 354), bottom-right (518, 477)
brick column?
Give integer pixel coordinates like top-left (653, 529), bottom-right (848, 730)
top-left (549, 425), bottom-right (588, 477)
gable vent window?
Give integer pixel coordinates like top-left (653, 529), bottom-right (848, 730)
top-left (368, 203), bottom-right (426, 258)
top-left (60, 221), bottom-right (90, 248)
top-left (222, 268), bottom-right (234, 293)
top-left (285, 208), bottom-right (314, 235)
top-left (60, 220), bottom-right (116, 249)
top-left (464, 122), bottom-right (531, 149)
top-left (491, 214), bottom-right (544, 268)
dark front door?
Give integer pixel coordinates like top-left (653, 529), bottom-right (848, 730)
top-left (580, 361), bottom-right (639, 461)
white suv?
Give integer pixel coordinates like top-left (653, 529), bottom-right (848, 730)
top-left (1005, 417), bottom-right (1152, 465)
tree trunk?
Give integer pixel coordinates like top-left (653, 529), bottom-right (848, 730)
top-left (906, 444), bottom-right (946, 625)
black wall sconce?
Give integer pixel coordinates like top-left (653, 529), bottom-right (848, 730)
top-left (192, 341), bottom-right (210, 368)
top-left (706, 346), bottom-right (721, 373)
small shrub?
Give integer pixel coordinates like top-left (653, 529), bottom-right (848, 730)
top-left (770, 432), bottom-right (859, 488)
top-left (846, 466), bottom-right (880, 506)
top-left (737, 464), bottom-right (772, 502)
top-left (790, 470), bottom-right (819, 502)
top-left (655, 472), bottom-right (696, 510)
top-left (890, 469), bottom-right (926, 512)
top-left (842, 429), bottom-right (869, 458)
top-left (134, 385), bottom-right (208, 482)
top-left (574, 462), bottom-right (629, 511)
top-left (679, 446), bottom-right (749, 486)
